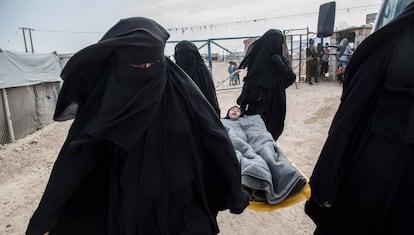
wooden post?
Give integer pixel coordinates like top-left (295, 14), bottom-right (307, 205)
top-left (1, 88), bottom-right (16, 143)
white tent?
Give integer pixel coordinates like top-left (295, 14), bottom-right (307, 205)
top-left (0, 49), bottom-right (64, 145)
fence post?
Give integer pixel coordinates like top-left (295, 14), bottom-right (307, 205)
top-left (1, 88), bottom-right (16, 143)
top-left (207, 39), bottom-right (212, 71)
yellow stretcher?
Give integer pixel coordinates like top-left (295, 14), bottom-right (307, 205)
top-left (247, 182), bottom-right (311, 212)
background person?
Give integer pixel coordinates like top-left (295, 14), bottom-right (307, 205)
top-left (306, 38), bottom-right (318, 85)
top-left (337, 38), bottom-right (353, 68)
top-left (174, 40), bottom-right (221, 116)
top-left (319, 42), bottom-right (330, 78)
top-left (305, 2), bottom-right (414, 234)
top-left (236, 29), bottom-right (296, 142)
top-left (231, 62), bottom-right (241, 85)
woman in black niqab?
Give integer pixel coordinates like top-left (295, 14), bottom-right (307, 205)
top-left (236, 29), bottom-right (296, 142)
top-left (26, 17), bottom-right (248, 235)
top-left (174, 40), bottom-right (221, 116)
top-left (305, 3), bottom-right (414, 234)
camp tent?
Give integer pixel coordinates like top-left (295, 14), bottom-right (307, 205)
top-left (0, 49), bottom-right (63, 145)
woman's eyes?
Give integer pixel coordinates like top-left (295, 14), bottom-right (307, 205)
top-left (130, 63), bottom-right (155, 69)
top-left (129, 60), bottom-right (161, 69)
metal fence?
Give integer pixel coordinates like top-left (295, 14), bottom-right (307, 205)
top-left (166, 29), bottom-right (314, 89)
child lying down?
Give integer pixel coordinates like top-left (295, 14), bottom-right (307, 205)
top-left (221, 112), bottom-right (308, 206)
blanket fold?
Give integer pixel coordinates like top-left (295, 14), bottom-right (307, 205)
top-left (221, 115), bottom-right (307, 204)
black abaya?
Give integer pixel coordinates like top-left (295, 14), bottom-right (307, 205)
top-left (305, 3), bottom-right (414, 234)
top-left (26, 17), bottom-right (248, 235)
top-left (236, 29), bottom-right (296, 142)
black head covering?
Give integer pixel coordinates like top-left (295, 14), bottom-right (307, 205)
top-left (174, 40), bottom-right (221, 116)
top-left (239, 29), bottom-right (284, 89)
top-left (27, 17), bottom-right (248, 235)
top-left (54, 17), bottom-right (169, 151)
top-left (236, 29), bottom-right (296, 141)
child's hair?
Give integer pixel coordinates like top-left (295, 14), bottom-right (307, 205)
top-left (224, 105), bottom-right (242, 119)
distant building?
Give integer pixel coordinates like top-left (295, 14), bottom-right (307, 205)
top-left (327, 25), bottom-right (373, 80)
top-left (332, 25), bottom-right (372, 49)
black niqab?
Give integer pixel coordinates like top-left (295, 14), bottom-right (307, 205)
top-left (54, 17), bottom-right (168, 151)
top-left (27, 17), bottom-right (248, 235)
top-left (174, 40), bottom-right (221, 116)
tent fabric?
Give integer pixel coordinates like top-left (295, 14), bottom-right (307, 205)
top-left (0, 50), bottom-right (62, 89)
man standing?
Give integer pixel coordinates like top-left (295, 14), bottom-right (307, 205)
top-left (319, 43), bottom-right (330, 78)
top-left (306, 38), bottom-right (318, 85)
top-left (337, 38), bottom-right (353, 68)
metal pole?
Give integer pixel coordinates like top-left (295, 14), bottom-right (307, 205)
top-left (207, 39), bottom-right (212, 71)
top-left (28, 28), bottom-right (34, 53)
top-left (1, 89), bottom-right (16, 143)
top-left (21, 28), bottom-right (28, 53)
top-left (299, 34), bottom-right (303, 82)
top-left (290, 35), bottom-right (293, 63)
top-left (210, 41), bottom-right (233, 54)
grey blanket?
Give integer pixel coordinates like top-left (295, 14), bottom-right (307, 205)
top-left (221, 115), bottom-right (307, 204)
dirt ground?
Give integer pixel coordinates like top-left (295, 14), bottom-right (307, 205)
top-left (0, 79), bottom-right (342, 235)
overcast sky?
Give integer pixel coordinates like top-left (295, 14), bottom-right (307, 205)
top-left (1, 0), bottom-right (382, 54)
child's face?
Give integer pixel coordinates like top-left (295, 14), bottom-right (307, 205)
top-left (228, 107), bottom-right (241, 119)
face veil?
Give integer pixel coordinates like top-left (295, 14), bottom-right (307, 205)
top-left (53, 17), bottom-right (169, 151)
